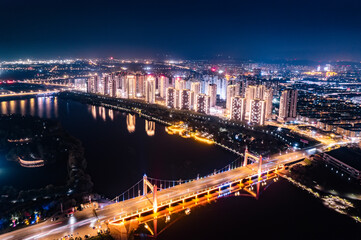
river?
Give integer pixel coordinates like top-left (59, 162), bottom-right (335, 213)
top-left (0, 96), bottom-right (360, 239)
top-left (0, 96), bottom-right (237, 196)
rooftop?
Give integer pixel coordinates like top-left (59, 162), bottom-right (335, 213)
top-left (326, 147), bottom-right (361, 171)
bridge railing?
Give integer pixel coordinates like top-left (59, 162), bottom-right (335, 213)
top-left (110, 156), bottom-right (247, 203)
top-left (111, 179), bottom-right (144, 202)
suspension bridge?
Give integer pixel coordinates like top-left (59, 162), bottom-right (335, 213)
top-left (0, 148), bottom-right (311, 240)
top-left (98, 148), bottom-right (309, 239)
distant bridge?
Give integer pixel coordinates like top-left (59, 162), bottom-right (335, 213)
top-left (0, 90), bottom-right (60, 98)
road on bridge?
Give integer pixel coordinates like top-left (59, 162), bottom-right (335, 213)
top-left (0, 147), bottom-right (316, 240)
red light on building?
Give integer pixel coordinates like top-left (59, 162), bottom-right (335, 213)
top-left (211, 67), bottom-right (216, 72)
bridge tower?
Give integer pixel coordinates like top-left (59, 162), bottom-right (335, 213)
top-left (243, 148), bottom-right (264, 200)
top-left (243, 148), bottom-right (262, 168)
top-left (143, 174), bottom-right (158, 237)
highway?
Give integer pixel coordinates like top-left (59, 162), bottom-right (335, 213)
top-left (0, 148), bottom-right (313, 240)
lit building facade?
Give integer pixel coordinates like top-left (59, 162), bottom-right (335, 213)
top-left (159, 76), bottom-right (169, 98)
top-left (226, 84), bottom-right (237, 111)
top-left (245, 85), bottom-right (273, 120)
top-left (191, 82), bottom-right (201, 109)
top-left (111, 77), bottom-right (117, 97)
top-left (196, 93), bottom-right (210, 114)
top-left (135, 74), bottom-right (145, 97)
top-left (88, 75), bottom-right (99, 93)
top-left (208, 83), bottom-right (217, 107)
top-left (230, 96), bottom-right (246, 121)
top-left (249, 99), bottom-right (266, 125)
top-left (103, 74), bottom-right (110, 95)
top-left (122, 74), bottom-right (136, 99)
top-left (264, 88), bottom-right (273, 119)
top-left (145, 76), bottom-right (156, 103)
top-left (166, 87), bottom-right (176, 108)
top-left (278, 89), bottom-right (298, 122)
top-left (179, 89), bottom-right (192, 110)
top-left (175, 78), bottom-right (186, 90)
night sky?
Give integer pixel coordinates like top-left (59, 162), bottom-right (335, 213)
top-left (1, 0), bottom-right (361, 60)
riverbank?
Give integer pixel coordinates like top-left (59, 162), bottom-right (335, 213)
top-left (59, 91), bottom-right (295, 157)
top-left (285, 160), bottom-right (361, 224)
top-left (0, 114), bottom-right (93, 232)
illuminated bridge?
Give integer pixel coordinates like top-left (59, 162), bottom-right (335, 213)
top-left (101, 148), bottom-right (309, 239)
top-left (0, 148), bottom-right (312, 240)
top-left (0, 90), bottom-right (61, 98)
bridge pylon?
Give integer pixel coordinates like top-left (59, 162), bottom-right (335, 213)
top-left (143, 174), bottom-right (158, 213)
top-left (143, 174), bottom-right (158, 237)
top-left (243, 148), bottom-right (262, 167)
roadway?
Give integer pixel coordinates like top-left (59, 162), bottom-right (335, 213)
top-left (0, 148), bottom-right (313, 240)
top-left (0, 206), bottom-right (100, 240)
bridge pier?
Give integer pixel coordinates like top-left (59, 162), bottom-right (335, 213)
top-left (153, 218), bottom-right (158, 238)
top-left (108, 219), bottom-right (139, 240)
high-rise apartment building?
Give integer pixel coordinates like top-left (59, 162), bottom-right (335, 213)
top-left (208, 84), bottom-right (217, 107)
top-left (226, 85), bottom-right (237, 111)
top-left (166, 87), bottom-right (176, 108)
top-left (159, 76), bottom-right (169, 98)
top-left (111, 77), bottom-right (117, 97)
top-left (145, 76), bottom-right (156, 103)
top-left (245, 85), bottom-right (273, 120)
top-left (196, 93), bottom-right (210, 114)
top-left (175, 78), bottom-right (186, 90)
top-left (103, 74), bottom-right (110, 95)
top-left (230, 96), bottom-right (246, 121)
top-left (191, 82), bottom-right (201, 109)
top-left (123, 74), bottom-right (136, 99)
top-left (249, 99), bottom-right (266, 125)
top-left (88, 75), bottom-right (99, 93)
top-left (135, 74), bottom-right (145, 97)
top-left (216, 78), bottom-right (227, 100)
top-left (179, 89), bottom-right (192, 110)
top-left (264, 88), bottom-right (273, 119)
top-left (278, 89), bottom-right (298, 122)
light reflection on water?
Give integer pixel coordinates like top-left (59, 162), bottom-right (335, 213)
top-left (9, 100), bottom-right (16, 114)
top-left (0, 97), bottom-right (231, 195)
top-left (20, 100), bottom-right (26, 115)
top-left (1, 101), bottom-right (7, 114)
top-left (30, 98), bottom-right (35, 115)
top-left (86, 105), bottom-right (155, 134)
top-left (0, 96), bottom-right (58, 118)
top-left (126, 113), bottom-right (136, 133)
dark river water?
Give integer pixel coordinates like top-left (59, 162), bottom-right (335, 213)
top-left (0, 96), bottom-right (360, 239)
top-left (0, 96), bottom-right (237, 195)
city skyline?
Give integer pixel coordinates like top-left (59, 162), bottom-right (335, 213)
top-left (1, 0), bottom-right (361, 239)
top-left (0, 57), bottom-right (361, 239)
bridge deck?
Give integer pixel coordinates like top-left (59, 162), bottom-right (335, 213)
top-left (99, 159), bottom-right (289, 222)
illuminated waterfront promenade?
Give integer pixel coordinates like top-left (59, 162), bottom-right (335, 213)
top-left (18, 157), bottom-right (45, 168)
